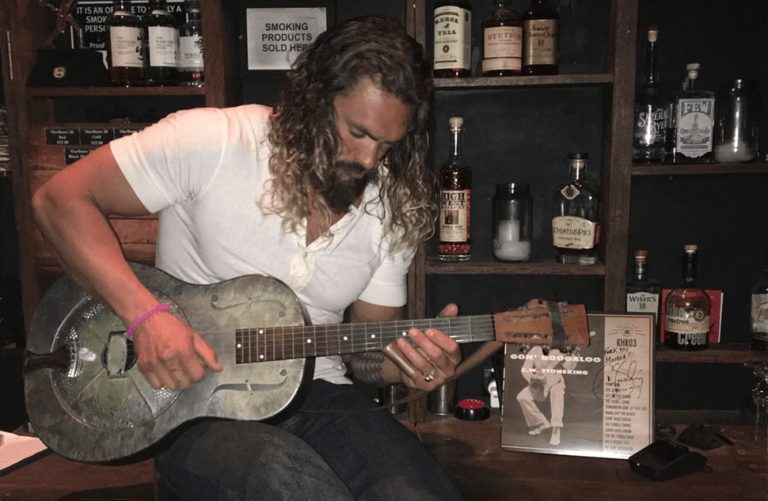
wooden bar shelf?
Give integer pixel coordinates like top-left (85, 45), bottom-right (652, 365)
top-left (655, 344), bottom-right (768, 364)
top-left (632, 162), bottom-right (768, 176)
top-left (425, 257), bottom-right (606, 276)
top-left (26, 86), bottom-right (206, 98)
top-left (434, 73), bottom-right (614, 89)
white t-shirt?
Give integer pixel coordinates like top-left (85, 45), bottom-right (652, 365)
top-left (110, 104), bottom-right (416, 384)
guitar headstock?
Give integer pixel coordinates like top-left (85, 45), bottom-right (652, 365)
top-left (492, 303), bottom-right (589, 350)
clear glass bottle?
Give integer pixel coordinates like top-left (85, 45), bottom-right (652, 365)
top-left (144, 0), bottom-right (178, 86)
top-left (669, 63), bottom-right (715, 163)
top-left (106, 0), bottom-right (145, 86)
top-left (492, 182), bottom-right (532, 261)
top-left (633, 26), bottom-right (668, 163)
top-left (482, 0), bottom-right (522, 76)
top-left (664, 244), bottom-right (711, 351)
top-left (521, 0), bottom-right (558, 75)
top-left (751, 263), bottom-right (768, 351)
top-left (626, 249), bottom-right (661, 342)
top-left (438, 116), bottom-right (472, 261)
top-left (178, 0), bottom-right (204, 87)
top-left (552, 153), bottom-right (600, 265)
top-left (433, 1), bottom-right (472, 78)
top-left (714, 79), bottom-right (761, 163)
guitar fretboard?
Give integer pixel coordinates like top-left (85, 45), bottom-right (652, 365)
top-left (234, 315), bottom-right (496, 364)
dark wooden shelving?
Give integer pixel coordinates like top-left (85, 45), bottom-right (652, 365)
top-left (632, 162), bottom-right (768, 176)
top-left (26, 86), bottom-right (206, 98)
top-left (425, 257), bottom-right (606, 276)
top-left (655, 344), bottom-right (768, 364)
top-left (434, 73), bottom-right (614, 89)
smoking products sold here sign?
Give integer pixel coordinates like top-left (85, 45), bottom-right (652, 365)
top-left (246, 8), bottom-right (327, 70)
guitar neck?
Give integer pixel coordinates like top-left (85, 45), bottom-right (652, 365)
top-left (235, 315), bottom-right (495, 364)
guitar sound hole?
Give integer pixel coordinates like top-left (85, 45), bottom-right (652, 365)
top-left (99, 337), bottom-right (138, 372)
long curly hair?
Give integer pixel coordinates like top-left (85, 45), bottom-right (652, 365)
top-left (265, 16), bottom-right (436, 252)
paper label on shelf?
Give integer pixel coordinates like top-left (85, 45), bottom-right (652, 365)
top-left (752, 293), bottom-right (768, 333)
top-left (434, 6), bottom-right (471, 71)
top-left (626, 292), bottom-right (660, 327)
top-left (675, 97), bottom-right (715, 158)
top-left (109, 26), bottom-right (144, 68)
top-left (523, 19), bottom-right (558, 65)
top-left (439, 189), bottom-right (470, 242)
top-left (552, 216), bottom-right (598, 249)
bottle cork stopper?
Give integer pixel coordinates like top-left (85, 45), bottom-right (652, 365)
top-left (448, 116), bottom-right (464, 129)
top-left (684, 244), bottom-right (698, 253)
top-left (647, 26), bottom-right (658, 43)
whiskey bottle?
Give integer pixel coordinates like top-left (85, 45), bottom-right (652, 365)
top-left (521, 0), bottom-right (558, 75)
top-left (751, 263), bottom-right (768, 351)
top-left (145, 0), bottom-right (178, 86)
top-left (626, 249), bottom-right (661, 341)
top-left (106, 0), bottom-right (145, 86)
top-left (482, 0), bottom-right (522, 76)
top-left (552, 153), bottom-right (600, 265)
top-left (665, 244), bottom-right (711, 351)
top-left (438, 117), bottom-right (471, 261)
top-left (670, 63), bottom-right (715, 163)
top-left (433, 1), bottom-right (472, 78)
top-left (178, 0), bottom-right (204, 87)
top-left (633, 26), bottom-right (668, 163)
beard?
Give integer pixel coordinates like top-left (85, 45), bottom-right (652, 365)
top-left (317, 161), bottom-right (379, 213)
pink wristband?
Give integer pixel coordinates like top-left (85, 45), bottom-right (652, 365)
top-left (125, 303), bottom-right (171, 339)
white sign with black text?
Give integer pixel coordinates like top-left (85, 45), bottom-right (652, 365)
top-left (246, 8), bottom-right (327, 70)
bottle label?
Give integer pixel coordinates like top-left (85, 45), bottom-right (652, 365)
top-left (752, 293), bottom-right (768, 336)
top-left (626, 292), bottom-right (660, 326)
top-left (434, 6), bottom-right (471, 71)
top-left (675, 97), bottom-right (715, 158)
top-left (482, 26), bottom-right (522, 71)
top-left (179, 35), bottom-right (204, 69)
top-left (439, 189), bottom-right (471, 242)
top-left (552, 216), bottom-right (598, 250)
top-left (109, 26), bottom-right (143, 68)
top-left (148, 26), bottom-right (179, 67)
top-left (634, 104), bottom-right (667, 147)
top-left (523, 19), bottom-right (557, 65)
top-left (666, 303), bottom-right (710, 336)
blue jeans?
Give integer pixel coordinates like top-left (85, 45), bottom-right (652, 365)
top-left (155, 380), bottom-right (464, 501)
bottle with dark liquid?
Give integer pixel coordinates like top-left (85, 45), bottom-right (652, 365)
top-left (626, 249), bottom-right (661, 341)
top-left (552, 153), bottom-right (600, 265)
top-left (106, 0), bottom-right (145, 86)
top-left (521, 0), bottom-right (558, 75)
top-left (751, 262), bottom-right (768, 351)
top-left (482, 0), bottom-right (522, 76)
top-left (433, 1), bottom-right (472, 78)
top-left (438, 116), bottom-right (471, 261)
top-left (633, 26), bottom-right (668, 163)
top-left (178, 0), bottom-right (204, 87)
top-left (664, 244), bottom-right (711, 351)
top-left (145, 0), bottom-right (178, 86)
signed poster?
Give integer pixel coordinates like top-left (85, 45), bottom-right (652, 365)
top-left (501, 313), bottom-right (654, 459)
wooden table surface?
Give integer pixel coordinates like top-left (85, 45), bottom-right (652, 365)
top-left (1, 414), bottom-right (766, 501)
top-left (403, 413), bottom-right (768, 501)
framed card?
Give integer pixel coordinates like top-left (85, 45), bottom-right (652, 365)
top-left (501, 313), bottom-right (654, 459)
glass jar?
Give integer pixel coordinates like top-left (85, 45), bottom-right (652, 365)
top-left (492, 182), bottom-right (532, 261)
top-left (714, 79), bottom-right (761, 163)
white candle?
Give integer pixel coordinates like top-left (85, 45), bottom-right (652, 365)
top-left (714, 141), bottom-right (755, 163)
top-left (493, 240), bottom-right (532, 261)
top-left (496, 219), bottom-right (520, 243)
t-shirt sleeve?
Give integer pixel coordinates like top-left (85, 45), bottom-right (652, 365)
top-left (357, 240), bottom-right (417, 308)
top-left (109, 108), bottom-right (229, 213)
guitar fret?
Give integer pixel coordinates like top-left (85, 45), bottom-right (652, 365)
top-left (235, 314), bottom-right (499, 365)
